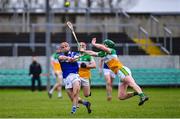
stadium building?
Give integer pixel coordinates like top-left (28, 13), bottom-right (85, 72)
top-left (0, 0), bottom-right (180, 88)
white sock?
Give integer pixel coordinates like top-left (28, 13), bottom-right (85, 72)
top-left (49, 89), bottom-right (53, 94)
top-left (58, 92), bottom-right (62, 97)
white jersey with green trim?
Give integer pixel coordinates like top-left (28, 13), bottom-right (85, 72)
top-left (51, 53), bottom-right (59, 63)
top-left (97, 48), bottom-right (118, 63)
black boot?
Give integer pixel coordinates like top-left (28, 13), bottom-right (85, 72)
top-left (139, 96), bottom-right (149, 106)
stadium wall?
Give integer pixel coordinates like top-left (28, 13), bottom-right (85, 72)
top-left (0, 56), bottom-right (180, 87)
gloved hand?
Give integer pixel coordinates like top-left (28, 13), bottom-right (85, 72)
top-left (80, 63), bottom-right (87, 68)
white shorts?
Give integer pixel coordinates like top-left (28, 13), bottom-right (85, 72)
top-left (117, 66), bottom-right (132, 81)
top-left (103, 68), bottom-right (116, 79)
top-left (63, 73), bottom-right (81, 89)
top-left (80, 77), bottom-right (90, 87)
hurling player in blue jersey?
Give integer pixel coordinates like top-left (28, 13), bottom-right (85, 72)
top-left (56, 42), bottom-right (91, 114)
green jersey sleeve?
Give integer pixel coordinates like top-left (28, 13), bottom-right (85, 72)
top-left (97, 48), bottom-right (116, 57)
top-left (53, 53), bottom-right (59, 59)
top-left (90, 56), bottom-right (95, 62)
top-left (97, 51), bottom-right (106, 57)
top-left (110, 48), bottom-right (116, 55)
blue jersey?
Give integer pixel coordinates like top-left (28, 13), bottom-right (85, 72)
top-left (103, 63), bottom-right (109, 69)
top-left (57, 51), bottom-right (79, 78)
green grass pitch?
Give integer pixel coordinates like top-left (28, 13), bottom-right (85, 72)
top-left (0, 87), bottom-right (180, 118)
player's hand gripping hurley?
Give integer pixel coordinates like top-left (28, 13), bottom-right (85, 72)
top-left (66, 21), bottom-right (80, 47)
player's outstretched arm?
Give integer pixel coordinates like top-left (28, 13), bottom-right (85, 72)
top-left (80, 48), bottom-right (98, 57)
top-left (91, 38), bottom-right (111, 53)
top-left (86, 58), bottom-right (96, 69)
top-left (59, 55), bottom-right (69, 61)
top-left (58, 55), bottom-right (75, 62)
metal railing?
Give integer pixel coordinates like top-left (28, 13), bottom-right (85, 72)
top-left (163, 26), bottom-right (173, 54)
top-left (149, 15), bottom-right (174, 54)
top-left (0, 42), bottom-right (154, 56)
top-left (138, 26), bottom-right (149, 48)
top-left (0, 22), bottom-right (166, 56)
top-left (150, 15), bottom-right (160, 42)
top-left (0, 43), bottom-right (59, 56)
top-left (164, 23), bottom-right (180, 54)
top-left (0, 8), bottom-right (174, 55)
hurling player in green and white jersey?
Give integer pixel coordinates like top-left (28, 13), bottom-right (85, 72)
top-left (78, 42), bottom-right (96, 97)
top-left (48, 46), bottom-right (63, 98)
top-left (80, 38), bottom-right (149, 106)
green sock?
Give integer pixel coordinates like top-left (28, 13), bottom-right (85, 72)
top-left (133, 92), bottom-right (138, 96)
top-left (138, 93), bottom-right (145, 97)
top-left (107, 93), bottom-right (112, 97)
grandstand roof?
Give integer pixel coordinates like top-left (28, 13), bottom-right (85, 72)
top-left (126, 0), bottom-right (180, 13)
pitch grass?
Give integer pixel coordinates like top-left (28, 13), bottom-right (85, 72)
top-left (0, 87), bottom-right (180, 118)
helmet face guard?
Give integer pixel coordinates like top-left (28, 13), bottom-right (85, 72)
top-left (103, 39), bottom-right (115, 48)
